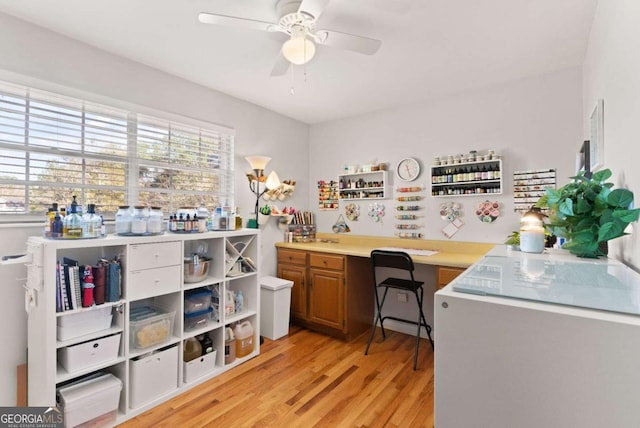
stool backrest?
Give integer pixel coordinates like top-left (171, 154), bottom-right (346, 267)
top-left (370, 250), bottom-right (416, 282)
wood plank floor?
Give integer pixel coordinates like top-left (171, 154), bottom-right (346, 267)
top-left (120, 326), bottom-right (435, 427)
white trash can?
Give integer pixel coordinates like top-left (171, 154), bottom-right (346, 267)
top-left (260, 276), bottom-right (293, 340)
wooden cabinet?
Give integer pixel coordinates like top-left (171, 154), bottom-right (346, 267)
top-left (277, 250), bottom-right (307, 320)
top-left (437, 266), bottom-right (465, 290)
top-left (309, 253), bottom-right (345, 331)
top-left (277, 248), bottom-right (372, 341)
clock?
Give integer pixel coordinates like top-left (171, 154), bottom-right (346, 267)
top-left (396, 157), bottom-right (421, 182)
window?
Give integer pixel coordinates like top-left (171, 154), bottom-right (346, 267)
top-left (0, 81), bottom-right (234, 218)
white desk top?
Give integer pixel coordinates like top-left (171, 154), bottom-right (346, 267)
top-left (452, 246), bottom-right (640, 316)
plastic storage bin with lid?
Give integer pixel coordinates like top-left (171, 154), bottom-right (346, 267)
top-left (129, 305), bottom-right (175, 349)
top-left (56, 373), bottom-right (122, 428)
top-left (260, 276), bottom-right (293, 340)
top-left (184, 288), bottom-right (212, 314)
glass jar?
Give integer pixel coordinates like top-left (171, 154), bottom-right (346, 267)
top-left (115, 206), bottom-right (132, 234)
top-left (131, 206), bottom-right (148, 234)
top-left (148, 206), bottom-right (163, 234)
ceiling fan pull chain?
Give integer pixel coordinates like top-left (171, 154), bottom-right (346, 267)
top-left (290, 64), bottom-right (295, 95)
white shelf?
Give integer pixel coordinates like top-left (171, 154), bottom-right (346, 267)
top-left (26, 230), bottom-right (260, 424)
top-left (338, 170), bottom-right (388, 200)
top-left (431, 159), bottom-right (503, 197)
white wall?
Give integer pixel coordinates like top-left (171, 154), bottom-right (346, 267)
top-left (0, 12), bottom-right (309, 405)
top-left (308, 68), bottom-right (583, 243)
top-left (582, 0), bottom-right (640, 270)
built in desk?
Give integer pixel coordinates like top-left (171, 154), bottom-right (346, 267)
top-left (275, 233), bottom-right (495, 340)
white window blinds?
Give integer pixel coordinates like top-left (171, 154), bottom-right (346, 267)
top-left (0, 81), bottom-right (234, 217)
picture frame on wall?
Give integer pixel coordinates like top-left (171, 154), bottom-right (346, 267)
top-left (577, 140), bottom-right (591, 178)
top-left (589, 99), bottom-right (604, 172)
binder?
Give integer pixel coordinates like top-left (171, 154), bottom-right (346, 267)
top-left (56, 262), bottom-right (62, 313)
top-left (104, 258), bottom-right (121, 303)
top-left (71, 265), bottom-right (82, 309)
top-left (63, 264), bottom-right (73, 311)
top-left (93, 265), bottom-right (106, 305)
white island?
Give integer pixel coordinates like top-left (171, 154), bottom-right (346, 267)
top-left (435, 246), bottom-right (640, 428)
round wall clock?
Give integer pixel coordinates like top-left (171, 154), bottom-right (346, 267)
top-left (396, 157), bottom-right (421, 182)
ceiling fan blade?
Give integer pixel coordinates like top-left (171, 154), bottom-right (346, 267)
top-left (298, 0), bottom-right (331, 20)
top-left (270, 52), bottom-right (291, 76)
top-left (198, 12), bottom-right (276, 32)
top-left (316, 29), bottom-right (382, 55)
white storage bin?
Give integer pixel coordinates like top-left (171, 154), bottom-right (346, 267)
top-left (57, 373), bottom-right (122, 428)
top-left (260, 276), bottom-right (293, 340)
top-left (129, 345), bottom-right (178, 408)
top-left (183, 350), bottom-right (217, 383)
top-left (58, 333), bottom-right (121, 373)
top-left (57, 306), bottom-right (113, 342)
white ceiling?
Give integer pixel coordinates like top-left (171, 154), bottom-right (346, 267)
top-left (0, 0), bottom-right (597, 124)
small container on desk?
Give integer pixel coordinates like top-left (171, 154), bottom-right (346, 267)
top-left (287, 224), bottom-right (316, 243)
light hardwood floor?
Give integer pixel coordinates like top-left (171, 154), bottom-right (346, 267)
top-left (120, 326), bottom-right (435, 427)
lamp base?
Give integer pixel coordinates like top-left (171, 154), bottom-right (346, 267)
top-left (247, 219), bottom-right (258, 229)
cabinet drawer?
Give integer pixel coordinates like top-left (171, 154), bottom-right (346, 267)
top-left (129, 241), bottom-right (181, 271)
top-left (438, 267), bottom-right (465, 289)
top-left (278, 249), bottom-right (307, 266)
top-left (309, 253), bottom-right (344, 271)
top-left (128, 265), bottom-right (181, 300)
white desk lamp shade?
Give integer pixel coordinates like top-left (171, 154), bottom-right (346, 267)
top-left (245, 156), bottom-right (271, 171)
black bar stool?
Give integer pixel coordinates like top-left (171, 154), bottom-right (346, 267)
top-left (364, 249), bottom-right (434, 370)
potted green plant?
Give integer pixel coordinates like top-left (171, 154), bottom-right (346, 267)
top-left (535, 168), bottom-right (640, 258)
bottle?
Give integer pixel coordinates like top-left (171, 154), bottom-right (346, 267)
top-left (81, 265), bottom-right (94, 307)
top-left (487, 164), bottom-right (495, 180)
top-left (83, 203), bottom-right (101, 238)
top-left (185, 214), bottom-right (192, 232)
top-left (184, 337), bottom-right (202, 362)
top-left (51, 213), bottom-right (63, 238)
top-left (100, 216), bottom-right (106, 237)
top-left (64, 196), bottom-right (83, 238)
top-left (236, 290), bottom-right (244, 314)
top-left (224, 327), bottom-right (236, 364)
top-left (44, 207), bottom-right (56, 236)
top-left (198, 334), bottom-right (214, 354)
top-left (177, 213), bottom-right (185, 232)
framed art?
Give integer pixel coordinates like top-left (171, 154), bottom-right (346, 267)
top-left (577, 140), bottom-right (591, 178)
top-left (589, 99), bottom-right (604, 172)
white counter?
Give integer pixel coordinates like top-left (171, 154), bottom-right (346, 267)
top-left (434, 246), bottom-right (640, 428)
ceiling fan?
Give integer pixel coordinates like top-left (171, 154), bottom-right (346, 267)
top-left (198, 0), bottom-right (382, 76)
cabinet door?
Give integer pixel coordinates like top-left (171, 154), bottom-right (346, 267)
top-left (308, 268), bottom-right (345, 331)
top-left (277, 264), bottom-right (307, 320)
top-left (437, 267), bottom-right (465, 290)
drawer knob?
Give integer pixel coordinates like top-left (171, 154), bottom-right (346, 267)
top-left (154, 279), bottom-right (160, 284)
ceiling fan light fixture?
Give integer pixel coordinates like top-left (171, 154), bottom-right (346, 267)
top-left (282, 36), bottom-right (316, 65)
